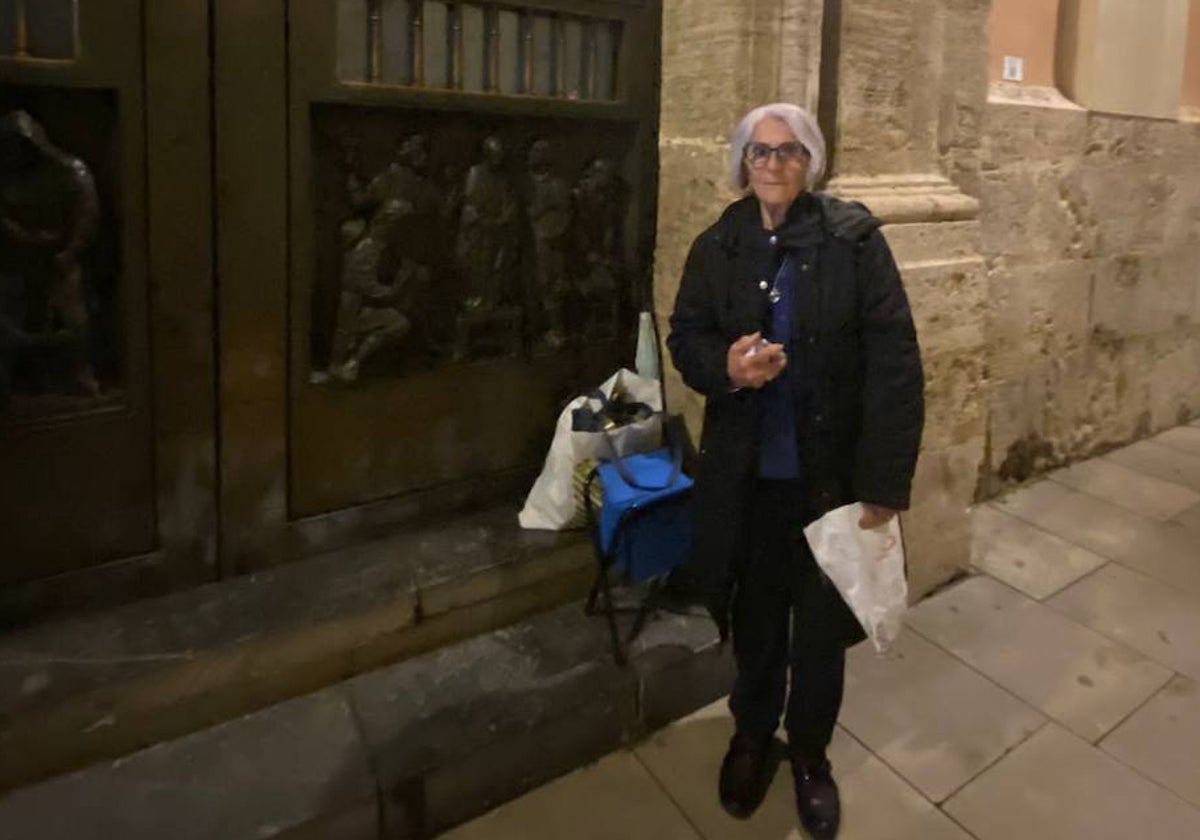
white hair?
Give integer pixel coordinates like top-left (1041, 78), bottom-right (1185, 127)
top-left (728, 103), bottom-right (827, 192)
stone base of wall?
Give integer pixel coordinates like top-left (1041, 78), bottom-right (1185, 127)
top-left (979, 94), bottom-right (1200, 489)
top-left (881, 220), bottom-right (987, 597)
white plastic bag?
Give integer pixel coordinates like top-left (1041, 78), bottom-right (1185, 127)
top-left (518, 369), bottom-right (663, 530)
top-left (803, 503), bottom-right (908, 654)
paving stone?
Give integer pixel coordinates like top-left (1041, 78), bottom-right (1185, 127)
top-left (1172, 502), bottom-right (1200, 536)
top-left (635, 696), bottom-right (974, 840)
top-left (0, 688), bottom-right (376, 840)
top-left (1048, 458), bottom-right (1200, 521)
top-left (907, 576), bottom-right (1171, 741)
top-left (634, 699), bottom-right (871, 840)
top-left (992, 480), bottom-right (1135, 558)
top-left (1153, 426), bottom-right (1200, 457)
top-left (995, 480), bottom-right (1200, 593)
top-left (1049, 563), bottom-right (1200, 681)
top-left (1102, 675), bottom-right (1200, 809)
top-left (971, 504), bottom-right (1107, 599)
top-left (945, 723), bottom-right (1200, 840)
top-left (836, 754), bottom-right (977, 840)
top-left (1104, 439), bottom-right (1200, 493)
top-left (839, 631), bottom-right (1044, 802)
top-left (438, 751), bottom-right (702, 840)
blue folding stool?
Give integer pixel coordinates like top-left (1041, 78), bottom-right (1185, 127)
top-left (583, 447), bottom-right (693, 665)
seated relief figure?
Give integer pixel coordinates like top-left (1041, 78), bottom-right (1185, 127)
top-left (325, 199), bottom-right (429, 383)
top-left (0, 110), bottom-right (101, 406)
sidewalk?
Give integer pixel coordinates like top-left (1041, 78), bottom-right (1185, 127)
top-left (437, 421), bottom-right (1200, 840)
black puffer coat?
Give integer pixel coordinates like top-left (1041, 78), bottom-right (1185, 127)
top-left (667, 192), bottom-right (924, 641)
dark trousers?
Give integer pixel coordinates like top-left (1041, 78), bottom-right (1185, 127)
top-left (728, 480), bottom-right (846, 763)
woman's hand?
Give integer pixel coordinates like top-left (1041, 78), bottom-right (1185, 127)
top-left (727, 332), bottom-right (787, 389)
top-left (859, 503), bottom-right (898, 530)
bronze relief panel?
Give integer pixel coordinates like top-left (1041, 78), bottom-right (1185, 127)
top-left (309, 105), bottom-right (635, 385)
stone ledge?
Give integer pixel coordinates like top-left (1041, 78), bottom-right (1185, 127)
top-left (0, 687), bottom-right (378, 840)
top-left (0, 602), bottom-right (732, 840)
top-left (366, 602), bottom-right (731, 838)
top-left (0, 505), bottom-right (593, 793)
top-left (829, 174), bottom-right (981, 224)
top-left (987, 82), bottom-right (1087, 112)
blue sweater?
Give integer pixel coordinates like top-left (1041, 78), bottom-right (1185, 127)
top-left (758, 244), bottom-right (801, 480)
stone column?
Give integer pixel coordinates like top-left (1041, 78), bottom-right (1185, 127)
top-left (656, 0), bottom-right (826, 431)
top-left (824, 0), bottom-right (991, 597)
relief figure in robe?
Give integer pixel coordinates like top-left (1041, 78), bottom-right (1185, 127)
top-left (0, 110), bottom-right (100, 403)
top-left (525, 139), bottom-right (572, 349)
top-left (455, 135), bottom-right (518, 312)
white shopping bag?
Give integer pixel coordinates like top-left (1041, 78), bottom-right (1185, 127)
top-left (803, 503), bottom-right (908, 654)
top-left (518, 368), bottom-right (663, 531)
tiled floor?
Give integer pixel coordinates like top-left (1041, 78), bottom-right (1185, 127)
top-left (439, 426), bottom-right (1200, 839)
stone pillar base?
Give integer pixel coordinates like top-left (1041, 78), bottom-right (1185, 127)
top-left (828, 178), bottom-right (987, 600)
top-left (827, 174), bottom-right (980, 224)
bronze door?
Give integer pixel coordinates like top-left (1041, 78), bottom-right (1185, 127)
top-left (2, 0), bottom-right (661, 593)
top-left (0, 1), bottom-right (216, 607)
top-left (292, 0), bottom-right (661, 511)
top-left (217, 0), bottom-right (662, 567)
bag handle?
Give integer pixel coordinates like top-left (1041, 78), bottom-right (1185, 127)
top-left (598, 414), bottom-right (683, 491)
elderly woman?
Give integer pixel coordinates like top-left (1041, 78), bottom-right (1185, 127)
top-left (667, 103), bottom-right (923, 838)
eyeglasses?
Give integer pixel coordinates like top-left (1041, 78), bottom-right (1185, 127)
top-left (743, 141), bottom-right (808, 168)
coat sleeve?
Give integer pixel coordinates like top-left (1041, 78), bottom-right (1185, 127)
top-left (666, 232), bottom-right (734, 398)
top-left (853, 229), bottom-right (925, 510)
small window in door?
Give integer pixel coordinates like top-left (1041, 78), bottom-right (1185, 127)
top-left (0, 0), bottom-right (78, 61)
top-left (335, 0), bottom-right (622, 101)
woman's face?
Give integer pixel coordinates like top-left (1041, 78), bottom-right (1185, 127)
top-left (744, 117), bottom-right (809, 210)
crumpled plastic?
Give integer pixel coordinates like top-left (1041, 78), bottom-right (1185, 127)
top-left (803, 503), bottom-right (908, 654)
top-left (519, 369), bottom-right (662, 531)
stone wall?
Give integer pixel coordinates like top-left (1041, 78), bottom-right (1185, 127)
top-left (979, 85), bottom-right (1200, 491)
top-left (654, 0), bottom-right (1200, 599)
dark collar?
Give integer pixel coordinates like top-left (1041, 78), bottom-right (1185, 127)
top-left (716, 192), bottom-right (825, 254)
top-left (714, 192), bottom-right (881, 255)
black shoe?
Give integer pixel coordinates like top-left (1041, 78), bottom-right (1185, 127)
top-left (718, 733), bottom-right (776, 819)
top-left (792, 757), bottom-right (840, 839)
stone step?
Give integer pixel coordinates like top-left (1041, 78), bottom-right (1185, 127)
top-left (0, 601), bottom-right (732, 840)
top-left (0, 504), bottom-right (597, 793)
